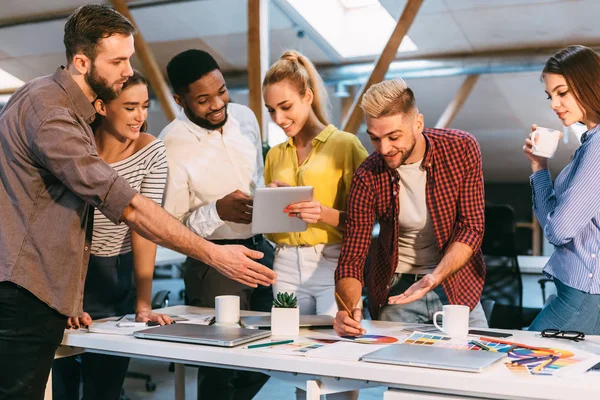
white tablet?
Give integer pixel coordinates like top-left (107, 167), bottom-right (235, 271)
top-left (251, 186), bottom-right (313, 234)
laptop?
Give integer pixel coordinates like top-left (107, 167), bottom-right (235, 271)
top-left (360, 343), bottom-right (506, 373)
top-left (251, 186), bottom-right (313, 234)
top-left (240, 315), bottom-right (334, 329)
top-left (133, 323), bottom-right (271, 347)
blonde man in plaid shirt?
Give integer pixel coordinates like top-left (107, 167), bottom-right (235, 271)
top-left (333, 78), bottom-right (488, 336)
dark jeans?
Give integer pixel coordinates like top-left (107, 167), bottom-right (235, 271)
top-left (0, 281), bottom-right (67, 400)
top-left (183, 238), bottom-right (274, 400)
top-left (52, 253), bottom-right (135, 400)
top-left (52, 354), bottom-right (130, 400)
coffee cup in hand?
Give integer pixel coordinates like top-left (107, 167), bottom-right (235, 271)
top-left (531, 127), bottom-right (562, 158)
top-left (433, 305), bottom-right (470, 338)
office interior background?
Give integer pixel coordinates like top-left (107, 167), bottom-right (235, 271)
top-left (0, 0), bottom-right (596, 398)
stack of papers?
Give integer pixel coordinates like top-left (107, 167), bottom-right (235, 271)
top-left (87, 313), bottom-right (215, 336)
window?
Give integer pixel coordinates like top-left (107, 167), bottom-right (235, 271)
top-left (0, 68), bottom-right (24, 93)
top-left (285, 0), bottom-right (417, 59)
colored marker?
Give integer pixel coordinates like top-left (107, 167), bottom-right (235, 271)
top-left (245, 339), bottom-right (294, 349)
top-left (470, 340), bottom-right (497, 352)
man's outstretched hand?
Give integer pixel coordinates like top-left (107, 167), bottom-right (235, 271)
top-left (209, 244), bottom-right (276, 287)
top-left (388, 274), bottom-right (439, 305)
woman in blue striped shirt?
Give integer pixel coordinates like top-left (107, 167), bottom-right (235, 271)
top-left (53, 71), bottom-right (173, 399)
top-left (523, 45), bottom-right (600, 335)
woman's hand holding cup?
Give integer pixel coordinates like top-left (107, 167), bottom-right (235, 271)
top-left (523, 124), bottom-right (550, 173)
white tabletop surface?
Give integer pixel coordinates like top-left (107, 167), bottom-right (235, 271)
top-left (60, 306), bottom-right (600, 400)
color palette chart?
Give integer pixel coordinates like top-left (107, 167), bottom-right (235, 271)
top-left (402, 332), bottom-right (582, 376)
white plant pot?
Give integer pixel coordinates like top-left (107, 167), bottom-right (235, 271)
top-left (271, 306), bottom-right (300, 336)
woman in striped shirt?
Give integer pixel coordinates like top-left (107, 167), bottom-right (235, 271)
top-left (53, 71), bottom-right (172, 399)
top-left (524, 45), bottom-right (600, 335)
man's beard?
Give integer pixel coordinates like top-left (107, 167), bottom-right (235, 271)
top-left (85, 63), bottom-right (120, 102)
top-left (386, 134), bottom-right (417, 168)
top-left (184, 103), bottom-right (228, 131)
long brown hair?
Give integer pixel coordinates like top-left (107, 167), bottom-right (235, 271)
top-left (262, 50), bottom-right (330, 126)
top-left (543, 45), bottom-right (600, 124)
top-left (92, 70), bottom-right (149, 133)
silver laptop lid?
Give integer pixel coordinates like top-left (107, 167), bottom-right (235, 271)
top-left (360, 343), bottom-right (506, 373)
top-left (133, 323), bottom-right (271, 347)
top-left (241, 315), bottom-right (333, 329)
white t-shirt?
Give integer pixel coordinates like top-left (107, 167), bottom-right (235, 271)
top-left (160, 103), bottom-right (264, 240)
top-left (395, 159), bottom-right (440, 274)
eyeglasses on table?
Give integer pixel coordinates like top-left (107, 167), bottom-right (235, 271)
top-left (541, 328), bottom-right (585, 342)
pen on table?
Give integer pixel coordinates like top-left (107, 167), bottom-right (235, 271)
top-left (245, 340), bottom-right (294, 349)
top-left (509, 355), bottom-right (552, 366)
top-left (116, 321), bottom-right (170, 328)
top-left (531, 355), bottom-right (560, 374)
top-left (470, 340), bottom-right (497, 352)
top-left (480, 337), bottom-right (558, 355)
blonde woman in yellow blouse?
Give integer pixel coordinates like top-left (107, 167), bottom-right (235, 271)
top-left (262, 51), bottom-right (368, 319)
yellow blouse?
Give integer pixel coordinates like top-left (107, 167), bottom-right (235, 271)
top-left (264, 124), bottom-right (368, 246)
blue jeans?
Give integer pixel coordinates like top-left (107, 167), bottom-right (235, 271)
top-left (528, 278), bottom-right (600, 335)
top-left (379, 274), bottom-right (488, 328)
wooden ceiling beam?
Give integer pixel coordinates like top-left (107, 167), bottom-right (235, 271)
top-left (111, 0), bottom-right (178, 122)
top-left (247, 0), bottom-right (270, 142)
top-left (342, 0), bottom-right (423, 134)
top-left (435, 74), bottom-right (480, 129)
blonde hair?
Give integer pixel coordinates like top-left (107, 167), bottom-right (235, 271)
top-left (360, 77), bottom-right (416, 118)
top-left (263, 50), bottom-right (330, 125)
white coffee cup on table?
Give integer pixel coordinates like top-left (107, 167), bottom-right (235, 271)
top-left (215, 295), bottom-right (240, 326)
top-left (433, 304), bottom-right (469, 338)
top-left (531, 127), bottom-right (562, 158)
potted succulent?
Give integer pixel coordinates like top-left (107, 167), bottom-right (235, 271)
top-left (271, 292), bottom-right (300, 336)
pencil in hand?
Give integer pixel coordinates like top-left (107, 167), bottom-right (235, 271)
top-left (335, 292), bottom-right (354, 316)
top-left (334, 292), bottom-right (365, 335)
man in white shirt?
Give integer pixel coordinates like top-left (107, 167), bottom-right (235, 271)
top-left (160, 49), bottom-right (272, 400)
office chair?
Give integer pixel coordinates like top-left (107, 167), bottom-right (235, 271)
top-left (480, 204), bottom-right (525, 329)
top-left (121, 290), bottom-right (171, 397)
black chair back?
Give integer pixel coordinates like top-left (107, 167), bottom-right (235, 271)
top-left (481, 204), bottom-right (524, 329)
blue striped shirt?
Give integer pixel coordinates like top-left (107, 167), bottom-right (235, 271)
top-left (531, 124), bottom-right (600, 294)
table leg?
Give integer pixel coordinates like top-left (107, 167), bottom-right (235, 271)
top-left (306, 380), bottom-right (321, 400)
top-left (44, 369), bottom-right (52, 400)
top-left (174, 363), bottom-right (185, 400)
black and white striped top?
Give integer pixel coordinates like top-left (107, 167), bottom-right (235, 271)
top-left (91, 139), bottom-right (167, 257)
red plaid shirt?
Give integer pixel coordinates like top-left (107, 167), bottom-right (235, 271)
top-left (335, 128), bottom-right (486, 319)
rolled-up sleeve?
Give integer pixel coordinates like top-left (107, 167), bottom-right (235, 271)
top-left (453, 135), bottom-right (485, 251)
top-left (31, 112), bottom-right (136, 224)
top-left (336, 173), bottom-right (375, 284)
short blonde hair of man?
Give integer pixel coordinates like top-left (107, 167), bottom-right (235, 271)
top-left (360, 78), bottom-right (416, 118)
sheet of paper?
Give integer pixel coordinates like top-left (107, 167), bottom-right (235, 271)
top-left (88, 321), bottom-right (148, 335)
top-left (173, 314), bottom-right (215, 325)
top-left (308, 341), bottom-right (389, 362)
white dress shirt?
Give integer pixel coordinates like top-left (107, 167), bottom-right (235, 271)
top-left (160, 103), bottom-right (264, 240)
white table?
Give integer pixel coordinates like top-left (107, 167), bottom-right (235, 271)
top-left (56, 305), bottom-right (600, 400)
top-left (517, 256), bottom-right (549, 274)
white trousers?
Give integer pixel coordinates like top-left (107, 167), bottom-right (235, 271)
top-left (273, 243), bottom-right (358, 400)
top-left (272, 243), bottom-right (341, 317)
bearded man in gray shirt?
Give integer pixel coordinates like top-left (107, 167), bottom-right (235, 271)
top-left (0, 5), bottom-right (275, 399)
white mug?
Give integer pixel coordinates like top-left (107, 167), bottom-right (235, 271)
top-left (215, 295), bottom-right (240, 326)
top-left (433, 305), bottom-right (469, 338)
top-left (531, 127), bottom-right (561, 158)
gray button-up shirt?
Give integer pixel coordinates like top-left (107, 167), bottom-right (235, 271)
top-left (0, 67), bottom-right (137, 316)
